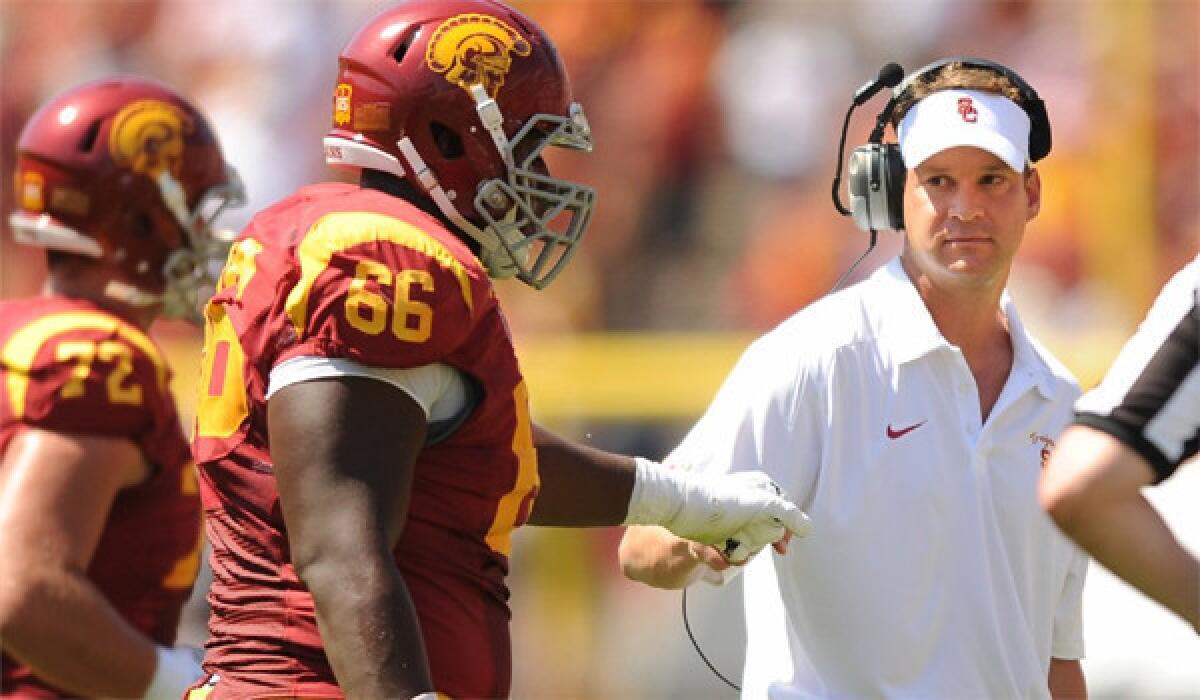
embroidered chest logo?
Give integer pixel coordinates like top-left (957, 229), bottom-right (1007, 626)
top-left (886, 420), bottom-right (926, 440)
top-left (1029, 431), bottom-right (1055, 468)
top-left (426, 13), bottom-right (532, 98)
top-left (108, 99), bottom-right (193, 179)
top-left (957, 96), bottom-right (978, 124)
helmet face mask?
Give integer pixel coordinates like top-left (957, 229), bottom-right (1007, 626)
top-left (473, 108), bottom-right (596, 288)
top-left (324, 0), bottom-right (596, 289)
top-left (159, 166), bottom-right (246, 321)
top-left (9, 77), bottom-right (244, 323)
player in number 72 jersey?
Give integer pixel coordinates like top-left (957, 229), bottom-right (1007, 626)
top-left (0, 77), bottom-right (243, 699)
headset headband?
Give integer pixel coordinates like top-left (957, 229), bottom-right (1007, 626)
top-left (892, 56), bottom-right (1051, 162)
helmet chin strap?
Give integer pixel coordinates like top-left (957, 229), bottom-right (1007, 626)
top-left (470, 84), bottom-right (513, 169)
top-left (324, 84), bottom-right (523, 282)
top-left (103, 278), bottom-right (163, 309)
top-left (394, 136), bottom-right (519, 279)
top-left (107, 173), bottom-right (233, 323)
top-left (476, 210), bottom-right (526, 280)
top-left (157, 171), bottom-right (194, 237)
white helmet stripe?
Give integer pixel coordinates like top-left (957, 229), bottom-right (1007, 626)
top-left (8, 212), bottom-right (104, 257)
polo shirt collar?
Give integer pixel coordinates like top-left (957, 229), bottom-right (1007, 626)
top-left (870, 256), bottom-right (1057, 401)
top-left (871, 257), bottom-right (948, 365)
top-left (1001, 292), bottom-right (1057, 400)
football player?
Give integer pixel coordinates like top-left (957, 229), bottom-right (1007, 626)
top-left (190, 0), bottom-right (808, 697)
top-left (0, 77), bottom-right (243, 698)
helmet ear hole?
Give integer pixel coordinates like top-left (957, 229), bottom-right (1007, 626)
top-left (431, 122), bottom-right (464, 159)
top-left (133, 212), bottom-right (154, 239)
top-left (78, 119), bottom-right (102, 152)
top-left (392, 28), bottom-right (418, 64)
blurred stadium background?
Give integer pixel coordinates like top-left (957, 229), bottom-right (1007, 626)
top-left (2, 0), bottom-right (1198, 697)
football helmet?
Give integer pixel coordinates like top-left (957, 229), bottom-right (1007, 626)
top-left (324, 0), bottom-right (595, 289)
top-left (10, 76), bottom-right (245, 322)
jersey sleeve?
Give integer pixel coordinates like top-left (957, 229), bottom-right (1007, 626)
top-left (276, 211), bottom-right (485, 370)
top-left (1073, 256), bottom-right (1200, 483)
top-left (2, 316), bottom-right (170, 439)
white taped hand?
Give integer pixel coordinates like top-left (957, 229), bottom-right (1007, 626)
top-left (624, 458), bottom-right (810, 561)
top-left (713, 471), bottom-right (808, 564)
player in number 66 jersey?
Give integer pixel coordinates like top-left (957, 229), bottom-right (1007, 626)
top-left (0, 77), bottom-right (243, 698)
top-left (189, 1), bottom-right (809, 698)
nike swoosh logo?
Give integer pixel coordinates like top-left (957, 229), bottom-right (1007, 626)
top-left (886, 420), bottom-right (927, 439)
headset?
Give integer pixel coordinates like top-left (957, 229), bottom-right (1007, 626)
top-left (832, 56), bottom-right (1053, 235)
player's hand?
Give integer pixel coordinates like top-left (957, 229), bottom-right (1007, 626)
top-left (668, 469), bottom-right (809, 551)
top-left (624, 460), bottom-right (810, 554)
top-left (695, 471), bottom-right (807, 564)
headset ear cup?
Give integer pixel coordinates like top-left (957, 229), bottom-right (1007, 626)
top-left (883, 144), bottom-right (906, 230)
top-left (847, 143), bottom-right (908, 233)
top-left (1026, 98), bottom-right (1052, 162)
top-left (845, 145), bottom-right (873, 233)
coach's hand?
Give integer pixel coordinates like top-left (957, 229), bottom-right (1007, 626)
top-left (624, 460), bottom-right (811, 558)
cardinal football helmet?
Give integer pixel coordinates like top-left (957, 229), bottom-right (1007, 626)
top-left (10, 76), bottom-right (245, 321)
top-left (324, 0), bottom-right (595, 289)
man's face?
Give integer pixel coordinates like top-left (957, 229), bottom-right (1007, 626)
top-left (901, 145), bottom-right (1040, 291)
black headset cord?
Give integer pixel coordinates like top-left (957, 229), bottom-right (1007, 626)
top-left (682, 586), bottom-right (741, 692)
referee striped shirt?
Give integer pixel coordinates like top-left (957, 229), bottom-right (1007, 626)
top-left (1075, 256), bottom-right (1200, 482)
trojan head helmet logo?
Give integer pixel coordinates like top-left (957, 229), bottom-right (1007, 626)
top-left (425, 13), bottom-right (532, 98)
top-left (108, 99), bottom-right (194, 179)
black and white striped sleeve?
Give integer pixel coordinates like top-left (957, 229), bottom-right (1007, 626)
top-left (1074, 256), bottom-right (1200, 483)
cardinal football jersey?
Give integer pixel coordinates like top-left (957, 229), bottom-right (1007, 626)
top-left (0, 297), bottom-right (201, 698)
top-left (193, 183), bottom-right (536, 698)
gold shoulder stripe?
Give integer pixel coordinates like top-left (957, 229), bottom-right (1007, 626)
top-left (285, 212), bottom-right (475, 336)
top-left (2, 311), bottom-right (168, 420)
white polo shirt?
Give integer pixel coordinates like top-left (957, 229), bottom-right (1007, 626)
top-left (671, 257), bottom-right (1087, 699)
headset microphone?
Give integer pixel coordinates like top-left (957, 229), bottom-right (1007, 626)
top-left (829, 62), bottom-right (905, 291)
top-left (832, 63), bottom-right (903, 218)
top-left (853, 62), bottom-right (904, 106)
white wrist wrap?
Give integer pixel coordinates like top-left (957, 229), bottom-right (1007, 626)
top-left (623, 457), bottom-right (682, 526)
top-left (144, 646), bottom-right (203, 700)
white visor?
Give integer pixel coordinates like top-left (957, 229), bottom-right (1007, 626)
top-left (898, 89), bottom-right (1031, 172)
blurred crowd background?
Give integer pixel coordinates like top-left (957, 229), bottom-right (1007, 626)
top-left (2, 0), bottom-right (1198, 697)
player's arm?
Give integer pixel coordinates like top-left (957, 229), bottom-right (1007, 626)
top-left (0, 428), bottom-right (193, 697)
top-left (533, 432), bottom-right (736, 588)
top-left (526, 424), bottom-right (634, 525)
top-left (1040, 425), bottom-right (1200, 630)
top-left (530, 424), bottom-right (808, 564)
top-left (269, 375), bottom-right (434, 697)
top-left (1048, 657), bottom-right (1086, 700)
